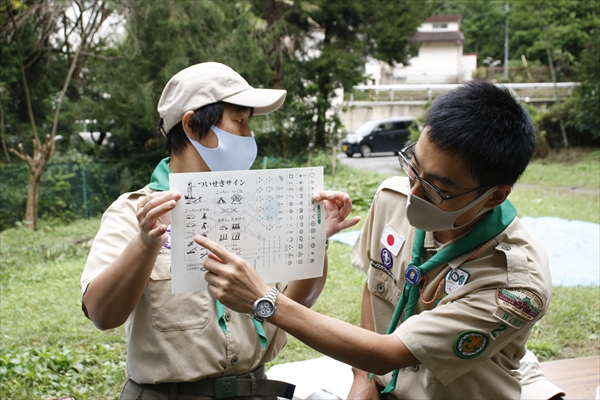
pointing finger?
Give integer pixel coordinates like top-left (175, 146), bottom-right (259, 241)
top-left (207, 252), bottom-right (224, 263)
top-left (194, 235), bottom-right (231, 262)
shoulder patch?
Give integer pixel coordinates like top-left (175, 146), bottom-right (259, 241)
top-left (444, 268), bottom-right (470, 295)
top-left (496, 288), bottom-right (543, 321)
top-left (454, 331), bottom-right (490, 359)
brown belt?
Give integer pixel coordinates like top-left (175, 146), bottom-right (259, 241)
top-left (138, 366), bottom-right (295, 399)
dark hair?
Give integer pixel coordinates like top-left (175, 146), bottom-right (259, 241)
top-left (424, 80), bottom-right (535, 187)
top-left (160, 102), bottom-right (253, 155)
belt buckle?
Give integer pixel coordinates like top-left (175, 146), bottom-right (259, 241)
top-left (215, 376), bottom-right (238, 399)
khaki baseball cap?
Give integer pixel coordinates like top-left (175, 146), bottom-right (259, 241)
top-left (519, 350), bottom-right (565, 400)
top-left (157, 62), bottom-right (287, 133)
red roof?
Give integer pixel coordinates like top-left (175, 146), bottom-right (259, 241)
top-left (425, 14), bottom-right (462, 23)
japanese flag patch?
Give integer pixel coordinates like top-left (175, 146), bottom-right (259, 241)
top-left (380, 224), bottom-right (404, 256)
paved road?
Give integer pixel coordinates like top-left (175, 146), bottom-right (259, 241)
top-left (337, 152), bottom-right (403, 177)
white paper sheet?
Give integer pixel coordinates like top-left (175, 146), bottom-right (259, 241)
top-left (169, 167), bottom-right (326, 293)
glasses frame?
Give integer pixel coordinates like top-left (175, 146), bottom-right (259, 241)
top-left (397, 143), bottom-right (488, 204)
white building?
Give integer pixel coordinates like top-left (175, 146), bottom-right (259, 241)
top-left (366, 14), bottom-right (477, 85)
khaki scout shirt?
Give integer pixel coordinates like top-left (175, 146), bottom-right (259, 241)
top-left (81, 186), bottom-right (287, 384)
top-left (350, 177), bottom-right (552, 399)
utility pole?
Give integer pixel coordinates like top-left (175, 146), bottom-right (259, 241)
top-left (504, 3), bottom-right (509, 79)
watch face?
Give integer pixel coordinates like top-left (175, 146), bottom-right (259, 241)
top-left (256, 299), bottom-right (274, 318)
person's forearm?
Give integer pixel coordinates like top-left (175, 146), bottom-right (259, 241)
top-left (269, 292), bottom-right (418, 375)
top-left (351, 283), bottom-right (380, 385)
top-left (83, 233), bottom-right (160, 330)
top-left (283, 254), bottom-right (328, 308)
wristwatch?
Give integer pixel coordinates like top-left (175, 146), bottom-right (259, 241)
top-left (253, 287), bottom-right (279, 323)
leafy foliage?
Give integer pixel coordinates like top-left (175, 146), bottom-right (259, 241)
top-left (434, 0), bottom-right (596, 75)
top-left (0, 344), bottom-right (126, 400)
top-left (251, 0), bottom-right (431, 155)
top-left (0, 157), bottom-right (122, 231)
top-left (573, 30), bottom-right (600, 140)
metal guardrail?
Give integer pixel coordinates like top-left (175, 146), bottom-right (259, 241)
top-left (349, 82), bottom-right (580, 102)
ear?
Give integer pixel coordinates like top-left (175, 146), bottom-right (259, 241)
top-left (181, 111), bottom-right (196, 138)
top-left (483, 185), bottom-right (512, 209)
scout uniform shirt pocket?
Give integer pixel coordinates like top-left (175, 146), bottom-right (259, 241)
top-left (147, 252), bottom-right (211, 331)
top-left (367, 262), bottom-right (402, 334)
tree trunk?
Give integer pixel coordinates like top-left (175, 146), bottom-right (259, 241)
top-left (0, 102), bottom-right (9, 161)
top-left (7, 0), bottom-right (108, 230)
top-left (315, 87), bottom-right (328, 148)
top-left (25, 166), bottom-right (44, 230)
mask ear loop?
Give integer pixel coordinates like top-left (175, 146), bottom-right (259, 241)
top-left (157, 118), bottom-right (168, 137)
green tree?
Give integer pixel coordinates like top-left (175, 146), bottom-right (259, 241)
top-left (251, 0), bottom-right (431, 157)
top-left (573, 30), bottom-right (600, 141)
top-left (510, 0), bottom-right (596, 81)
top-left (77, 0), bottom-right (273, 190)
top-left (433, 0), bottom-right (507, 65)
top-left (1, 0), bottom-right (113, 230)
top-left (434, 0), bottom-right (596, 81)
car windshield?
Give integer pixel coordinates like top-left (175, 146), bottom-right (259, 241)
top-left (354, 120), bottom-right (380, 135)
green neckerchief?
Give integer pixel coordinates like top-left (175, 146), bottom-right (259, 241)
top-left (148, 157), bottom-right (171, 191)
top-left (147, 158), bottom-right (267, 349)
top-left (378, 200), bottom-right (516, 393)
top-left (216, 300), bottom-right (267, 350)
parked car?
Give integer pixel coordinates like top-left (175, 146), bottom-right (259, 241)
top-left (341, 117), bottom-right (415, 157)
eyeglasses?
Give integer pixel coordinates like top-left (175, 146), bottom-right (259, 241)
top-left (397, 143), bottom-right (487, 204)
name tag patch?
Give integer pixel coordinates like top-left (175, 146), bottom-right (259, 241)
top-left (496, 289), bottom-right (543, 321)
top-left (444, 268), bottom-right (470, 295)
top-left (493, 307), bottom-right (526, 329)
top-left (370, 259), bottom-right (395, 281)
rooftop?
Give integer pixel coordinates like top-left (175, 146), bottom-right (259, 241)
top-left (425, 14), bottom-right (462, 23)
top-left (411, 31), bottom-right (465, 43)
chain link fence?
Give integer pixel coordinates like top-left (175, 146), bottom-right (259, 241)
top-left (0, 162), bottom-right (123, 231)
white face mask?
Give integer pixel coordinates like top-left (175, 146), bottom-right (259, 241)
top-left (187, 125), bottom-right (258, 171)
top-left (405, 186), bottom-right (498, 232)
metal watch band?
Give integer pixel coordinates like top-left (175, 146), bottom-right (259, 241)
top-left (254, 287), bottom-right (279, 323)
top-left (264, 286), bottom-right (279, 304)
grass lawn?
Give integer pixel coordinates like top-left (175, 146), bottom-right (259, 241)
top-left (1, 148), bottom-right (598, 399)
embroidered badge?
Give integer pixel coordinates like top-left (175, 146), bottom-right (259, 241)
top-left (454, 331), bottom-right (489, 359)
top-left (496, 289), bottom-right (543, 321)
top-left (370, 259), bottom-right (395, 281)
top-left (489, 323), bottom-right (509, 340)
top-left (381, 248), bottom-right (393, 269)
top-left (444, 268), bottom-right (470, 295)
top-left (493, 307), bottom-right (526, 329)
top-left (380, 224), bottom-right (404, 256)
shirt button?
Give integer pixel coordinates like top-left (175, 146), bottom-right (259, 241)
top-left (377, 284), bottom-right (385, 293)
top-left (224, 313), bottom-right (231, 322)
top-left (502, 245), bottom-right (511, 251)
top-left (231, 357), bottom-right (239, 365)
top-left (411, 365), bottom-right (419, 372)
